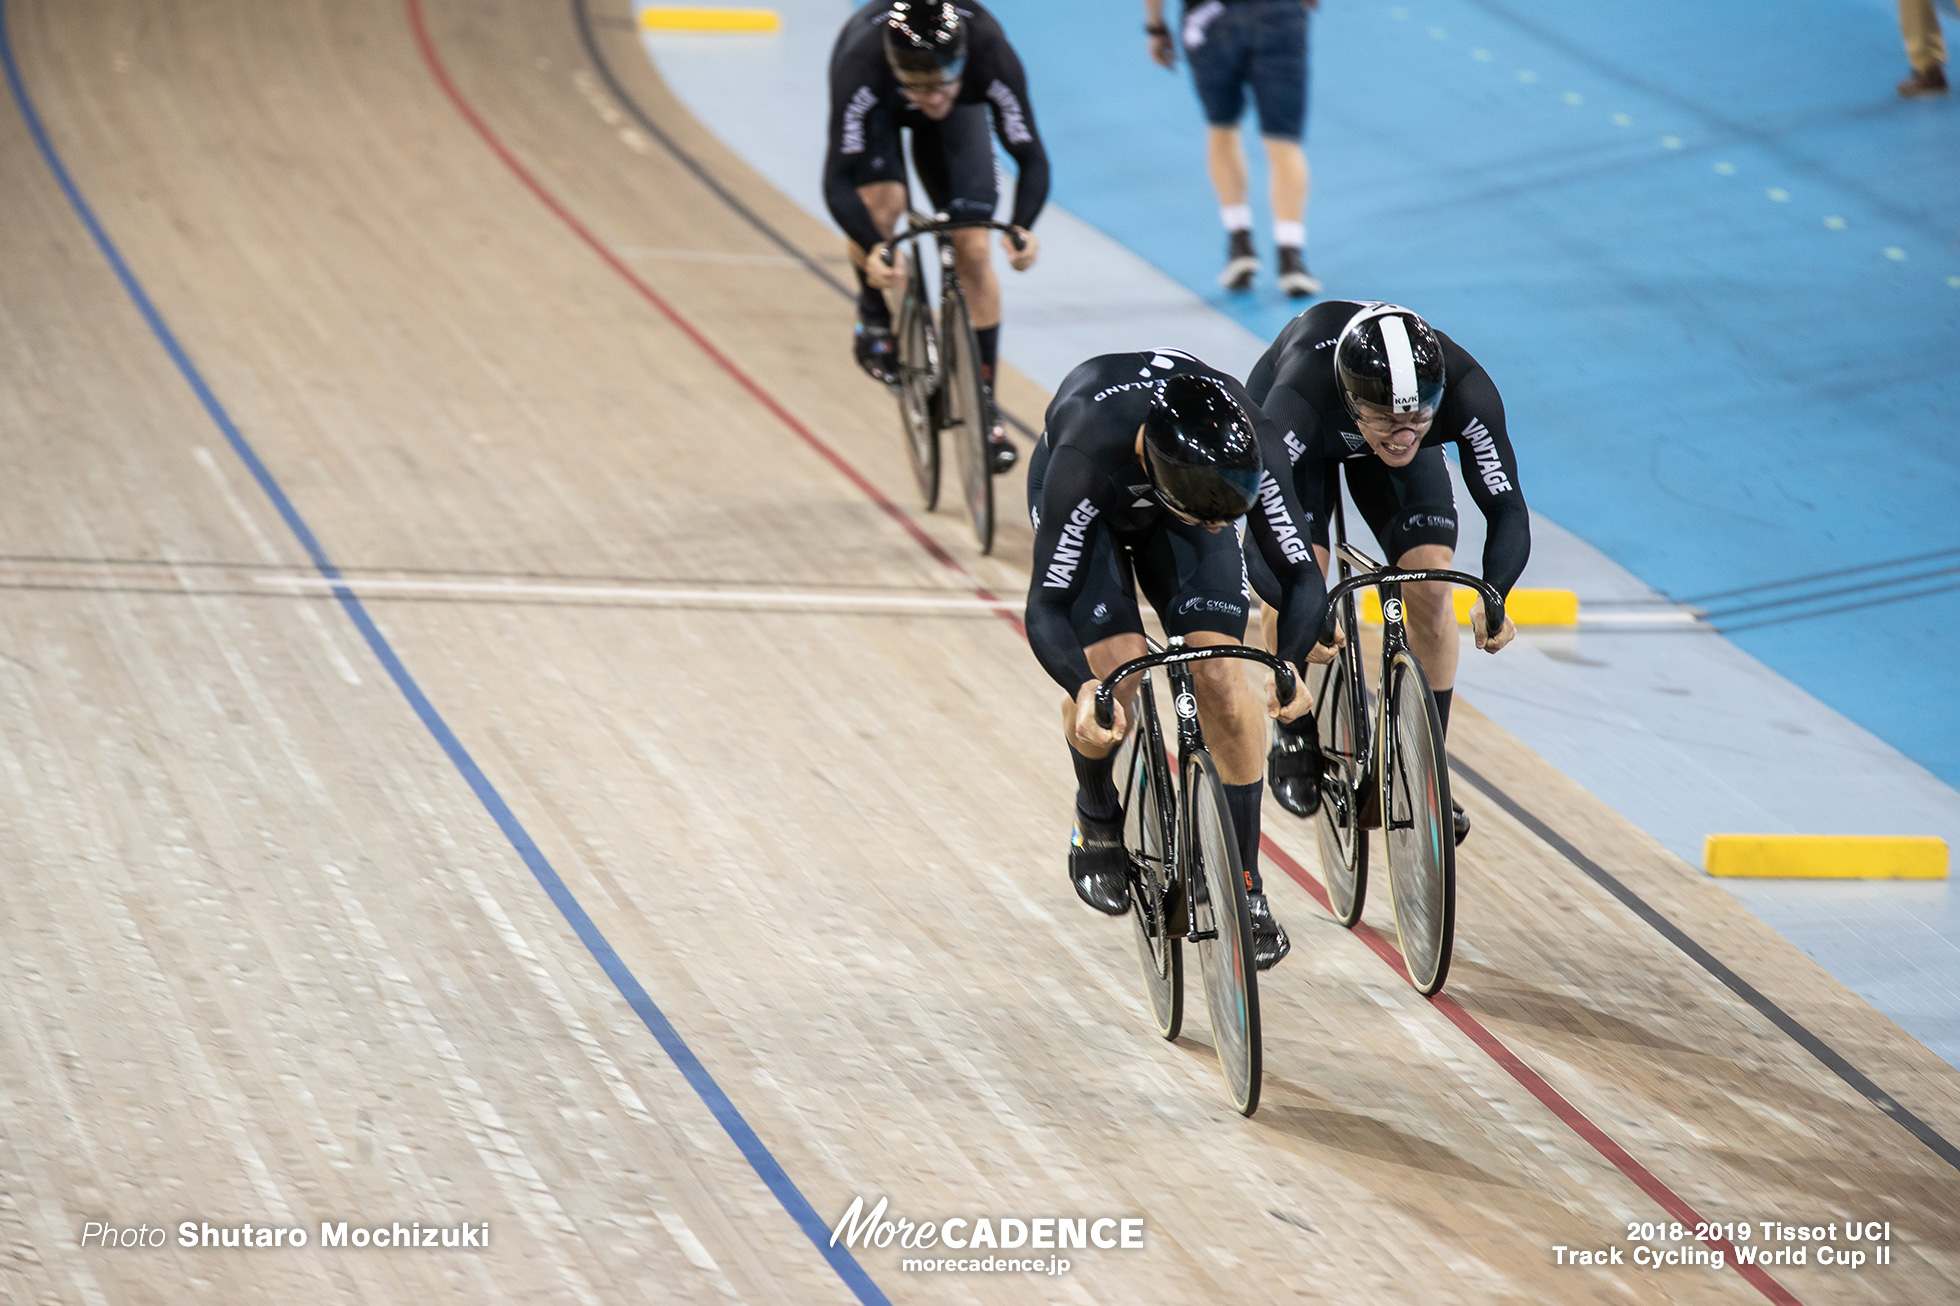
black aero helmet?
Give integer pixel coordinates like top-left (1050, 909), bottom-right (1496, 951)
top-left (884, 2), bottom-right (968, 89)
top-left (1333, 304), bottom-right (1446, 422)
top-left (1141, 373), bottom-right (1264, 525)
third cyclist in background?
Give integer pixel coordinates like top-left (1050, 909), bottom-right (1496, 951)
top-left (1144, 0), bottom-right (1321, 298)
top-left (825, 1), bottom-right (1048, 473)
top-left (1245, 302), bottom-right (1530, 844)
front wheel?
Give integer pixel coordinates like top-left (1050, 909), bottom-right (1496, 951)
top-left (1381, 650), bottom-right (1456, 995)
top-left (1185, 750), bottom-right (1261, 1116)
top-left (937, 285), bottom-right (994, 554)
top-left (895, 277), bottom-right (939, 510)
top-left (1313, 592), bottom-right (1370, 927)
top-left (1122, 685), bottom-right (1182, 1041)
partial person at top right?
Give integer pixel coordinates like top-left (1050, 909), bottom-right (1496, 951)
top-left (1897, 0), bottom-right (1956, 96)
top-left (1244, 302), bottom-right (1529, 847)
top-left (1143, 0), bottom-right (1321, 298)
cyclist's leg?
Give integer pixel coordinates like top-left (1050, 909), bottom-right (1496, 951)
top-left (1141, 519), bottom-right (1292, 964)
top-left (844, 116), bottom-right (907, 381)
top-left (1134, 523), bottom-right (1268, 858)
top-left (1354, 450), bottom-right (1461, 732)
top-left (917, 106), bottom-right (1014, 468)
top-left (1052, 533), bottom-right (1150, 913)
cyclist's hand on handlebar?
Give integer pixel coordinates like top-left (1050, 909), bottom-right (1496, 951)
top-left (1307, 619), bottom-right (1345, 665)
top-left (864, 243), bottom-right (906, 291)
top-left (1469, 597), bottom-right (1517, 653)
top-left (1073, 679), bottom-right (1125, 750)
top-left (1267, 662), bottom-right (1312, 724)
top-left (1004, 227), bottom-right (1038, 271)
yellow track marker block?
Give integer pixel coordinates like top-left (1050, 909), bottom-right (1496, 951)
top-left (1704, 835), bottom-right (1949, 880)
top-left (640, 7), bottom-right (780, 32)
top-left (1359, 587), bottom-right (1579, 626)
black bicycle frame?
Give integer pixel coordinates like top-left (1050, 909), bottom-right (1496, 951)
top-left (1098, 637), bottom-right (1297, 945)
top-left (1317, 541), bottom-right (1509, 654)
top-left (883, 214), bottom-right (1026, 312)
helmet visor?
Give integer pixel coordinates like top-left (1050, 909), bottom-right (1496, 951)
top-left (1148, 453), bottom-right (1263, 527)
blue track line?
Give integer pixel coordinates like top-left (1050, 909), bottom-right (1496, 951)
top-left (0, 6), bottom-right (884, 1300)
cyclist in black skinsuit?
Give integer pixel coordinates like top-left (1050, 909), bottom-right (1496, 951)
top-left (825, 2), bottom-right (1049, 473)
top-left (1026, 349), bottom-right (1331, 970)
top-left (1244, 301), bottom-right (1528, 844)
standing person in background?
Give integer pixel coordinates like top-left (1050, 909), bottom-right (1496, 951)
top-left (1897, 0), bottom-right (1954, 96)
top-left (1143, 0), bottom-right (1320, 299)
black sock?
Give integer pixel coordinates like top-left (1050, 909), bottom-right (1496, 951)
top-left (1432, 687), bottom-right (1452, 736)
top-left (1225, 781), bottom-right (1264, 895)
top-left (854, 266), bottom-right (889, 327)
top-left (975, 325), bottom-right (999, 387)
top-left (1071, 746), bottom-right (1120, 823)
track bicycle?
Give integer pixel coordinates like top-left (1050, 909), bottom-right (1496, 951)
top-left (1308, 511), bottom-right (1505, 995)
top-left (883, 212), bottom-right (1024, 555)
top-left (1095, 638), bottom-right (1299, 1117)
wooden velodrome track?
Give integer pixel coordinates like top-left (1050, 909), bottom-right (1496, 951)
top-left (2, 0), bottom-right (1957, 1302)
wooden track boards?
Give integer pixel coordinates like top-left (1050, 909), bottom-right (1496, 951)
top-left (0, 0), bottom-right (1956, 1301)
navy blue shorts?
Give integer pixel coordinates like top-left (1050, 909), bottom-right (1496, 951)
top-left (1183, 0), bottom-right (1309, 142)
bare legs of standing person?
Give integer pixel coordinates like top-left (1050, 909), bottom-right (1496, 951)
top-left (1206, 127), bottom-right (1319, 297)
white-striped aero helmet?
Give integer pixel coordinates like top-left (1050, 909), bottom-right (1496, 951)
top-left (1333, 304), bottom-right (1445, 422)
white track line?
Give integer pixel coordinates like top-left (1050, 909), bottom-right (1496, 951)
top-left (254, 574), bottom-right (1020, 615)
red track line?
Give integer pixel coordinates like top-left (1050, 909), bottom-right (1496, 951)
top-left (403, 0), bottom-right (1022, 640)
top-left (408, 5), bottom-right (1796, 1301)
top-left (1257, 838), bottom-right (1801, 1305)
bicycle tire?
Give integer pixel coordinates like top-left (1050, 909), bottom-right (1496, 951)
top-left (938, 283), bottom-right (994, 554)
top-left (1313, 591), bottom-right (1371, 927)
top-left (1123, 681), bottom-right (1182, 1041)
top-left (895, 274), bottom-right (939, 510)
top-left (1185, 750), bottom-right (1261, 1116)
top-left (1381, 650), bottom-right (1456, 994)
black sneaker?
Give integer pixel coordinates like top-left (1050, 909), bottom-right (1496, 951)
top-left (1267, 718), bottom-right (1322, 818)
top-left (1276, 247), bottom-right (1322, 299)
top-left (1247, 891), bottom-right (1291, 970)
top-left (1452, 797), bottom-right (1470, 847)
top-left (1219, 230), bottom-right (1257, 291)
top-left (853, 318), bottom-right (897, 385)
top-left (1069, 809), bottom-right (1130, 915)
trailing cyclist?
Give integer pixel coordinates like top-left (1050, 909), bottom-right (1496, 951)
top-left (824, 1), bottom-right (1047, 474)
top-left (1025, 353), bottom-right (1331, 970)
top-left (1245, 301), bottom-right (1529, 845)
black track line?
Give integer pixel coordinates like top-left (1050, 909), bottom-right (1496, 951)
top-left (1451, 757), bottom-right (1960, 1176)
top-left (570, 0), bottom-right (1039, 443)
